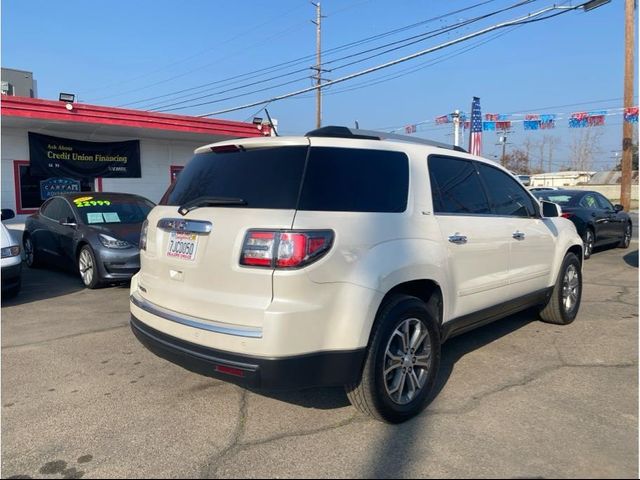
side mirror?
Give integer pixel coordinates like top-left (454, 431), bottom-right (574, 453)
top-left (614, 204), bottom-right (624, 212)
top-left (59, 217), bottom-right (77, 228)
top-left (541, 200), bottom-right (561, 218)
top-left (1, 209), bottom-right (15, 221)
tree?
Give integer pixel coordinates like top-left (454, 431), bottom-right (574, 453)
top-left (568, 129), bottom-right (603, 171)
top-left (501, 149), bottom-right (534, 174)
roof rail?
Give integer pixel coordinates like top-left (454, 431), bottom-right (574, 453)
top-left (305, 126), bottom-right (467, 153)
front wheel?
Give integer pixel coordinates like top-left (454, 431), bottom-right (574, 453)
top-left (78, 245), bottom-right (101, 289)
top-left (346, 294), bottom-right (441, 423)
top-left (539, 252), bottom-right (582, 325)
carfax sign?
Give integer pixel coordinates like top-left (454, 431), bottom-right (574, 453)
top-left (28, 132), bottom-right (141, 179)
top-left (39, 177), bottom-right (81, 200)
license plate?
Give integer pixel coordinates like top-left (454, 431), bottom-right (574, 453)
top-left (166, 231), bottom-right (198, 261)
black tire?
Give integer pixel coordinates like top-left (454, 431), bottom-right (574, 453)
top-left (618, 222), bottom-right (632, 249)
top-left (78, 245), bottom-right (101, 289)
top-left (346, 294), bottom-right (441, 424)
top-left (539, 252), bottom-right (582, 325)
top-left (23, 234), bottom-right (42, 268)
top-left (582, 228), bottom-right (594, 260)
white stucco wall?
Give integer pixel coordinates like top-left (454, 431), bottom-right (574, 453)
top-left (1, 126), bottom-right (210, 224)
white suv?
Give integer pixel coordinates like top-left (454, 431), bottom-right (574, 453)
top-left (130, 126), bottom-right (583, 423)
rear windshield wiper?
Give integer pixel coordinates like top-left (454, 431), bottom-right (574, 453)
top-left (178, 196), bottom-right (247, 216)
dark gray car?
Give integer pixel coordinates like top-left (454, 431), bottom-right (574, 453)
top-left (23, 192), bottom-right (154, 288)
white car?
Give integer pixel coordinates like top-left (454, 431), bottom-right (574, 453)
top-left (130, 126), bottom-right (584, 423)
top-left (2, 209), bottom-right (22, 297)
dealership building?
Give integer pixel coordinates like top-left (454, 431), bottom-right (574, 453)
top-left (1, 95), bottom-right (270, 223)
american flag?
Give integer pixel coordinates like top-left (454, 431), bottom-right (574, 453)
top-left (469, 97), bottom-right (482, 156)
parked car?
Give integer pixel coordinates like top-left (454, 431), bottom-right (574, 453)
top-left (23, 193), bottom-right (155, 288)
top-left (1, 209), bottom-right (22, 298)
top-left (130, 126), bottom-right (584, 423)
top-left (532, 190), bottom-right (632, 259)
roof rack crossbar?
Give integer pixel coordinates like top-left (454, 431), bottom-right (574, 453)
top-left (305, 126), bottom-right (467, 153)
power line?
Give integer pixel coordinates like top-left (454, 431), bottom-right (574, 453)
top-left (198, 3), bottom-right (579, 117)
top-left (116, 0), bottom-right (503, 109)
top-left (145, 5), bottom-right (520, 113)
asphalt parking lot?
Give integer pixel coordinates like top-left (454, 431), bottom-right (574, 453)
top-left (2, 241), bottom-right (638, 478)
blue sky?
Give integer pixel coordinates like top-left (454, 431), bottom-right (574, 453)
top-left (2, 0), bottom-right (637, 170)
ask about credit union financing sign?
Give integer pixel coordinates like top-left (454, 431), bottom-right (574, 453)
top-left (28, 132), bottom-right (141, 179)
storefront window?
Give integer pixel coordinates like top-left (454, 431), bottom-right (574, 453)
top-left (13, 161), bottom-right (95, 213)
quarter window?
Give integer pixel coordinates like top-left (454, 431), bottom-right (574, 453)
top-left (476, 163), bottom-right (537, 217)
top-left (428, 156), bottom-right (490, 215)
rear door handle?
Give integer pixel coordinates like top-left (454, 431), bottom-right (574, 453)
top-left (448, 234), bottom-right (468, 245)
top-left (512, 231), bottom-right (526, 240)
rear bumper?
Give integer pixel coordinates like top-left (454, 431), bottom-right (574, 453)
top-left (131, 315), bottom-right (366, 390)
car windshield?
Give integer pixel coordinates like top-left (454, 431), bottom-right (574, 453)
top-left (73, 196), bottom-right (154, 225)
top-left (533, 193), bottom-right (576, 206)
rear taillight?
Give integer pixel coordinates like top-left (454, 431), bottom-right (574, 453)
top-left (140, 219), bottom-right (149, 250)
top-left (561, 213), bottom-right (573, 219)
top-left (240, 230), bottom-right (334, 269)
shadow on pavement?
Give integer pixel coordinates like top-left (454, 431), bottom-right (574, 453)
top-left (249, 386), bottom-right (351, 410)
top-left (623, 249), bottom-right (638, 268)
top-left (365, 309), bottom-right (537, 478)
top-left (250, 309), bottom-right (536, 415)
top-left (1, 264), bottom-right (85, 307)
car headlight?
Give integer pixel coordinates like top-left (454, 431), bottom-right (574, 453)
top-left (98, 234), bottom-right (133, 249)
top-left (1, 245), bottom-right (20, 258)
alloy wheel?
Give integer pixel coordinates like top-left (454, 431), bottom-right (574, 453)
top-left (79, 249), bottom-right (94, 286)
top-left (562, 264), bottom-right (580, 314)
top-left (584, 231), bottom-right (594, 257)
top-left (383, 318), bottom-right (432, 405)
top-left (624, 225), bottom-right (631, 248)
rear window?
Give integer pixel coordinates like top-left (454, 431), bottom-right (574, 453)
top-left (533, 193), bottom-right (576, 206)
top-left (163, 145), bottom-right (409, 213)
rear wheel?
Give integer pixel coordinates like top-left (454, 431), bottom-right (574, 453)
top-left (346, 294), bottom-right (441, 423)
top-left (23, 235), bottom-right (41, 268)
top-left (618, 222), bottom-right (632, 249)
top-left (583, 228), bottom-right (594, 260)
top-left (78, 245), bottom-right (101, 289)
top-left (539, 252), bottom-right (582, 325)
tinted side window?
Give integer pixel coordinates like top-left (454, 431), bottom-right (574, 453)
top-left (58, 201), bottom-right (75, 222)
top-left (580, 194), bottom-right (599, 209)
top-left (40, 199), bottom-right (55, 217)
top-left (476, 163), bottom-right (537, 217)
top-left (428, 156), bottom-right (490, 215)
top-left (298, 147), bottom-right (409, 213)
top-left (41, 198), bottom-right (62, 220)
top-left (595, 193), bottom-right (614, 210)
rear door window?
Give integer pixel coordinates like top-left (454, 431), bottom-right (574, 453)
top-left (428, 156), bottom-right (490, 215)
top-left (298, 147), bottom-right (409, 213)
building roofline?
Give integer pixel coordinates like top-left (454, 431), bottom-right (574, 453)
top-left (1, 95), bottom-right (268, 138)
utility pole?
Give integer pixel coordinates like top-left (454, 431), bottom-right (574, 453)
top-left (311, 2), bottom-right (324, 129)
top-left (620, 0), bottom-right (635, 211)
top-left (452, 110), bottom-right (461, 147)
